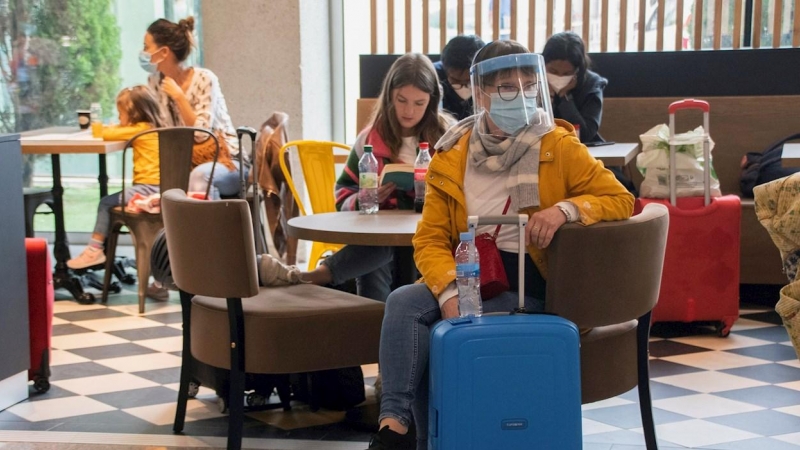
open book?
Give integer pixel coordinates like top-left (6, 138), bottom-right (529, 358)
top-left (379, 163), bottom-right (415, 191)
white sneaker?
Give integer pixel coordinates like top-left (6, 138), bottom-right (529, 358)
top-left (67, 246), bottom-right (106, 270)
top-left (258, 254), bottom-right (303, 286)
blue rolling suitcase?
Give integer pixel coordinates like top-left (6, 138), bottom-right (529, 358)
top-left (429, 214), bottom-right (582, 450)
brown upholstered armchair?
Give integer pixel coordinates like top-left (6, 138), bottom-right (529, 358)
top-left (160, 189), bottom-right (385, 450)
top-left (545, 203), bottom-right (669, 450)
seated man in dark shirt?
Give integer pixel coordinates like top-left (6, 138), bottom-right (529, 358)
top-left (433, 34), bottom-right (484, 121)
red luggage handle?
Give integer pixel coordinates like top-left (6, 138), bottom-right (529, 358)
top-left (668, 99), bottom-right (712, 207)
top-left (668, 99), bottom-right (710, 114)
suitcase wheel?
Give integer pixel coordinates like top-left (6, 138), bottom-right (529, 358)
top-left (247, 392), bottom-right (267, 407)
top-left (187, 381), bottom-right (200, 398)
top-left (217, 396), bottom-right (229, 414)
top-left (716, 321), bottom-right (732, 338)
top-left (33, 376), bottom-right (50, 393)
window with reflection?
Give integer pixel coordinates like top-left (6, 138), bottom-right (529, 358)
top-left (1, 0), bottom-right (201, 233)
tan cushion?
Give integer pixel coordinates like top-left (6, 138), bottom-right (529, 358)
top-left (190, 284), bottom-right (384, 374)
top-left (580, 326), bottom-right (638, 404)
top-left (581, 320), bottom-right (638, 344)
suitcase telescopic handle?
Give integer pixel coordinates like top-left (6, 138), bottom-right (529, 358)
top-left (668, 99), bottom-right (712, 207)
top-left (236, 126), bottom-right (258, 141)
top-left (467, 214), bottom-right (528, 311)
top-left (668, 99), bottom-right (710, 114)
top-left (235, 126), bottom-right (265, 253)
top-left (467, 215), bottom-right (528, 227)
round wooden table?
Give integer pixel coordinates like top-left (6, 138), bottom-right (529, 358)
top-left (286, 210), bottom-right (421, 285)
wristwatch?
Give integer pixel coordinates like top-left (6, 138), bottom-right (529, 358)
top-left (556, 203), bottom-right (574, 223)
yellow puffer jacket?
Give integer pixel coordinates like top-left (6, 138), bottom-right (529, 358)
top-left (413, 120), bottom-right (635, 297)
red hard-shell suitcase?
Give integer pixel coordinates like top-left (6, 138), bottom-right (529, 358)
top-left (26, 238), bottom-right (53, 392)
top-left (635, 99), bottom-right (740, 336)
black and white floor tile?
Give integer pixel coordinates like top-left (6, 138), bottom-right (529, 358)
top-left (1, 257), bottom-right (799, 449)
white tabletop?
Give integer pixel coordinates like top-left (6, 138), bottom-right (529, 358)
top-left (20, 127), bottom-right (126, 155)
top-left (588, 142), bottom-right (640, 166)
top-left (782, 143), bottom-right (800, 168)
top-left (287, 210), bottom-right (420, 246)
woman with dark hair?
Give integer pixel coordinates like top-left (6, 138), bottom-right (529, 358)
top-left (141, 16), bottom-right (242, 198)
top-left (258, 53), bottom-right (454, 303)
top-left (434, 34), bottom-right (485, 120)
top-left (543, 31), bottom-right (637, 194)
top-left (365, 40), bottom-right (633, 450)
top-left (542, 31), bottom-right (607, 144)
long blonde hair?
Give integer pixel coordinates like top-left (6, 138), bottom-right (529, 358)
top-left (371, 53), bottom-right (451, 154)
top-left (116, 86), bottom-right (169, 128)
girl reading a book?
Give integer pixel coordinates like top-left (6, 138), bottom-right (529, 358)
top-left (258, 53), bottom-right (453, 302)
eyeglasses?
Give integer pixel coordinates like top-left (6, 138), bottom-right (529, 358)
top-left (494, 83), bottom-right (539, 101)
top-left (448, 80), bottom-right (470, 90)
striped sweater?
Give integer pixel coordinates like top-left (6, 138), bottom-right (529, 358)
top-left (335, 127), bottom-right (416, 211)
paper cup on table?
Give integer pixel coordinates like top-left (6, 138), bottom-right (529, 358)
top-left (77, 110), bottom-right (91, 130)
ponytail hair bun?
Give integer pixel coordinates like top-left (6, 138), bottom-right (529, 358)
top-left (178, 16), bottom-right (195, 33)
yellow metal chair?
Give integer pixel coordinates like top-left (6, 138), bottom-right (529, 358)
top-left (279, 140), bottom-right (350, 270)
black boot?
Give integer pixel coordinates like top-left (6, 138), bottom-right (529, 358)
top-left (367, 425), bottom-right (416, 450)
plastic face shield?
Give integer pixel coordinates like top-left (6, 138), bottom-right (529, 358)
top-left (470, 53), bottom-right (555, 138)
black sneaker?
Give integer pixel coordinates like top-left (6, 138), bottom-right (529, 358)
top-left (367, 425), bottom-right (416, 450)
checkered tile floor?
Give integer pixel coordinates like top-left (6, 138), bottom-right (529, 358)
top-left (1, 263), bottom-right (800, 449)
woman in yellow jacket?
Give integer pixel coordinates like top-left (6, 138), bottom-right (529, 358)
top-left (367, 41), bottom-right (634, 450)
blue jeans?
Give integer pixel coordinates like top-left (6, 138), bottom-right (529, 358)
top-left (93, 184), bottom-right (160, 236)
top-left (188, 161), bottom-right (248, 198)
top-left (321, 245), bottom-right (395, 302)
top-left (379, 283), bottom-right (544, 450)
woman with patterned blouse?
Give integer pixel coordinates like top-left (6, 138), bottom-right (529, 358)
top-left (141, 16), bottom-right (244, 198)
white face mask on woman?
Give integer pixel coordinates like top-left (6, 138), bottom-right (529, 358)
top-left (488, 93), bottom-right (538, 135)
top-left (454, 85), bottom-right (472, 100)
top-left (547, 73), bottom-right (574, 95)
top-left (138, 48), bottom-right (165, 74)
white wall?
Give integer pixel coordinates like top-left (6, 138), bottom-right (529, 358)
top-left (201, 0), bottom-right (333, 141)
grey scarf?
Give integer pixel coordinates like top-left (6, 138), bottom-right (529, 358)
top-left (435, 113), bottom-right (543, 209)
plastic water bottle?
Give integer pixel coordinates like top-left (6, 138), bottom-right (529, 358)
top-left (90, 102), bottom-right (103, 138)
top-left (413, 142), bottom-right (431, 213)
top-left (358, 145), bottom-right (379, 215)
top-left (455, 231), bottom-right (482, 317)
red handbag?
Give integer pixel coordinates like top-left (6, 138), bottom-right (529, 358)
top-left (475, 197), bottom-right (511, 300)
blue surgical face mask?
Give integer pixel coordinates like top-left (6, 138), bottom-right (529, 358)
top-left (488, 93), bottom-right (538, 135)
top-left (138, 50), bottom-right (159, 74)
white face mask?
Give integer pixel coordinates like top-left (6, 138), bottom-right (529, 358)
top-left (547, 73), bottom-right (574, 94)
top-left (454, 85), bottom-right (472, 100)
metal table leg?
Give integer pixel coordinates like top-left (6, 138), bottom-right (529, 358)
top-left (98, 154), bottom-right (108, 197)
top-left (50, 154), bottom-right (95, 304)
